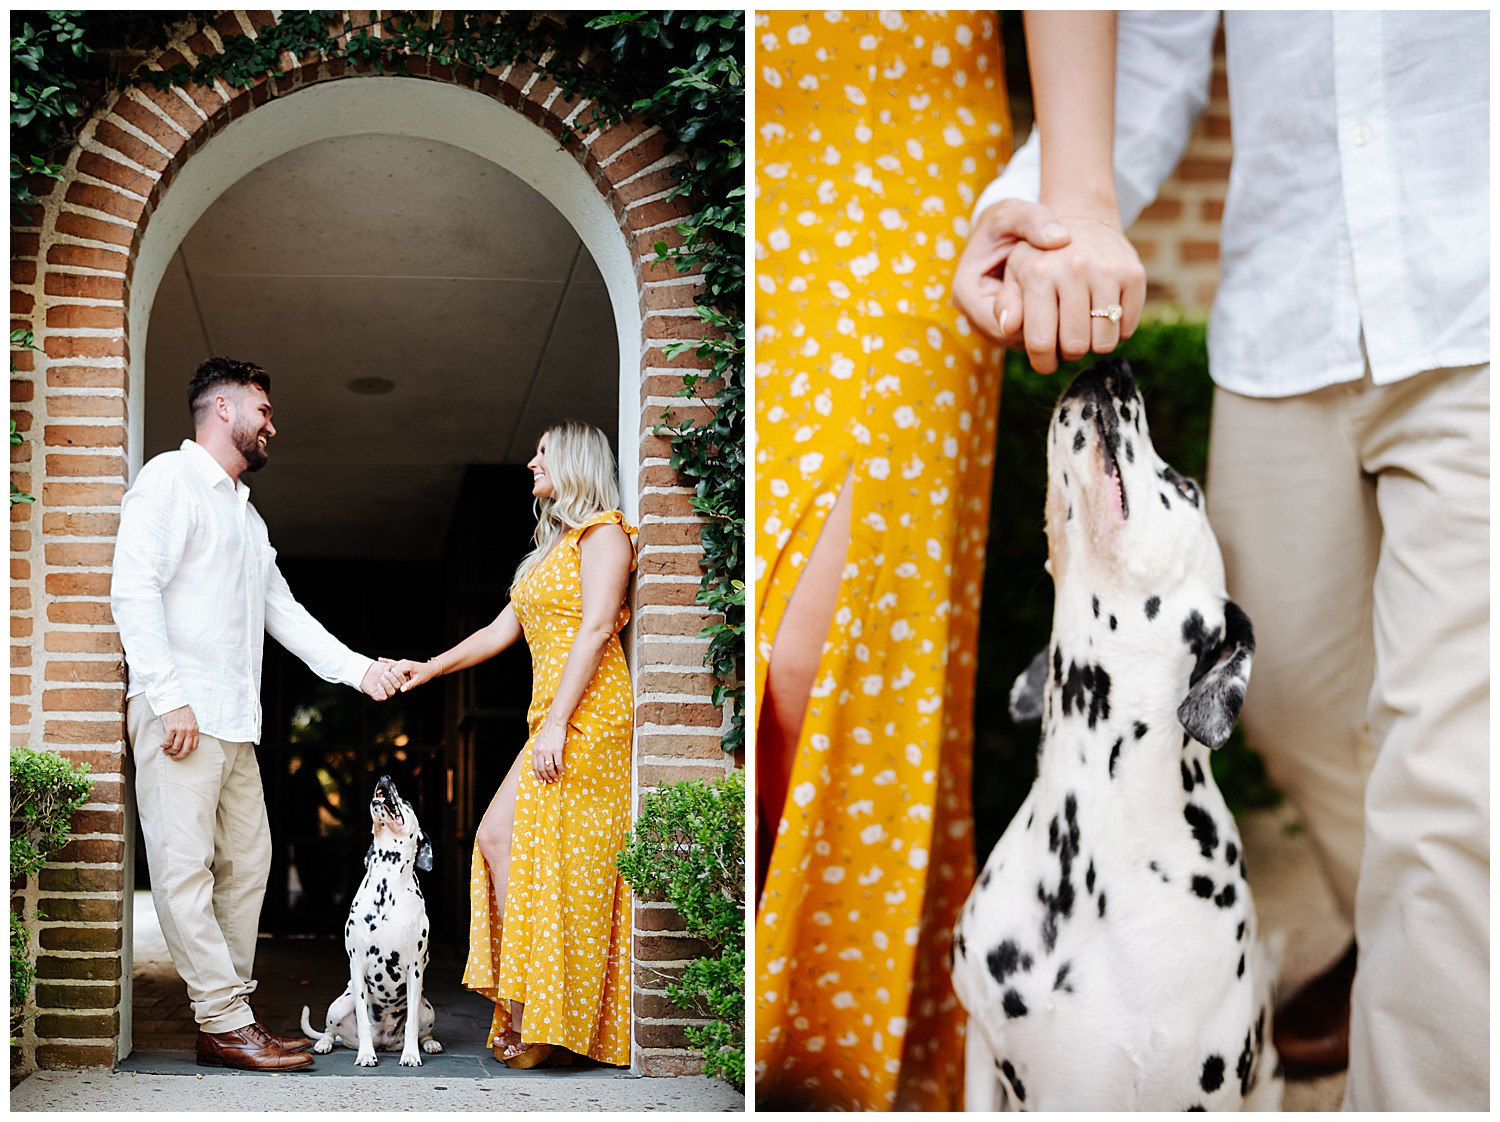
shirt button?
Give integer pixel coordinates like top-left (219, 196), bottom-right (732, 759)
top-left (1352, 125), bottom-right (1371, 147)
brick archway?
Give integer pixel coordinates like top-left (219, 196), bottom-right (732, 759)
top-left (10, 11), bottom-right (731, 1076)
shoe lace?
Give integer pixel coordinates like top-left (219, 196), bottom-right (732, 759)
top-left (242, 1021), bottom-right (278, 1048)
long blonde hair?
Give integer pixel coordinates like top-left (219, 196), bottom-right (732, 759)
top-left (511, 419), bottom-right (622, 591)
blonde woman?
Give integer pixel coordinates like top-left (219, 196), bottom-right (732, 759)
top-left (392, 420), bottom-right (636, 1068)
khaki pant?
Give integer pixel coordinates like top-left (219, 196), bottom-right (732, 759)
top-left (1206, 364), bottom-right (1489, 1111)
top-left (129, 695), bottom-right (271, 1033)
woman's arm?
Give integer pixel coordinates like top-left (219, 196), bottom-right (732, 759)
top-left (1001, 11), bottom-right (1146, 372)
top-left (953, 11), bottom-right (1146, 371)
top-left (530, 523), bottom-right (633, 783)
top-left (394, 602), bottom-right (523, 692)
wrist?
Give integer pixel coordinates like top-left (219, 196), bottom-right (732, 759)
top-left (427, 656), bottom-right (445, 677)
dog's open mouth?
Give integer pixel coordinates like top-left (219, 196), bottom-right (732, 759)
top-left (374, 780), bottom-right (405, 827)
top-left (1098, 422), bottom-right (1129, 522)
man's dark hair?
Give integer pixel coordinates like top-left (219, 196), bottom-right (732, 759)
top-left (187, 357), bottom-right (270, 425)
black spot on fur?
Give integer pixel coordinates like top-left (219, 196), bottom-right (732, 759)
top-left (1225, 841), bottom-right (1238, 866)
top-left (1181, 760), bottom-right (1196, 792)
top-left (1054, 961), bottom-right (1074, 993)
top-left (1182, 611), bottom-right (1224, 688)
top-left (1003, 989), bottom-right (1028, 1018)
top-left (1191, 876), bottom-right (1214, 899)
top-left (1001, 1060), bottom-right (1027, 1103)
top-left (1236, 921), bottom-right (1246, 941)
top-left (1092, 595), bottom-right (1100, 618)
top-left (1201, 1054), bottom-right (1225, 1093)
top-left (1133, 720), bottom-right (1149, 740)
top-left (1145, 596), bottom-right (1160, 620)
top-left (1215, 884), bottom-right (1237, 909)
top-left (1108, 615), bottom-right (1117, 631)
top-left (980, 868), bottom-right (991, 888)
top-left (1125, 438), bottom-right (1134, 463)
top-left (1052, 647), bottom-right (1063, 687)
top-left (1061, 661), bottom-right (1111, 729)
top-left (1237, 954), bottom-right (1245, 978)
top-left (1059, 406), bottom-right (1070, 426)
top-left (986, 940), bottom-right (1033, 985)
top-left (1085, 860), bottom-right (1096, 894)
top-left (1097, 893), bottom-right (1106, 917)
top-left (1160, 492), bottom-right (1172, 510)
top-left (1073, 428), bottom-right (1087, 453)
top-left (1194, 759), bottom-right (1206, 785)
top-left (1237, 1029), bottom-right (1255, 1095)
top-left (1184, 804), bottom-right (1219, 859)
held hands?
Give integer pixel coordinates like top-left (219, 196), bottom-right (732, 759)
top-left (953, 199), bottom-right (1146, 374)
top-left (361, 657), bottom-right (407, 701)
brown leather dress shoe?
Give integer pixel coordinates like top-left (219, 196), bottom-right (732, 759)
top-left (256, 1021), bottom-right (315, 1053)
top-left (196, 1023), bottom-right (315, 1070)
top-left (1274, 942), bottom-right (1356, 1080)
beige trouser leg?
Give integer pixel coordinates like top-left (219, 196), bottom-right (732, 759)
top-left (130, 695), bottom-right (272, 1033)
top-left (1207, 364), bottom-right (1489, 1111)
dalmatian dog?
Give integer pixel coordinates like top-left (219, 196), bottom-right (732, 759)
top-left (952, 358), bottom-right (1281, 1110)
top-left (300, 774), bottom-right (443, 1067)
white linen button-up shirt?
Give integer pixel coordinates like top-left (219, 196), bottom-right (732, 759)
top-left (974, 10), bottom-right (1490, 398)
top-left (111, 439), bottom-right (373, 744)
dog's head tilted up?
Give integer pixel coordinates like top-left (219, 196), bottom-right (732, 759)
top-left (1013, 357), bottom-right (1253, 750)
top-left (366, 774), bottom-right (433, 873)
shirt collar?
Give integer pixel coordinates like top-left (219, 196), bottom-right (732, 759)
top-left (180, 438), bottom-right (251, 500)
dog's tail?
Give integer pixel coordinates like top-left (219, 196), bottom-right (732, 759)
top-left (300, 1004), bottom-right (331, 1045)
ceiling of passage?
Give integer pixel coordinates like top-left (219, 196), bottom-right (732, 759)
top-left (144, 132), bottom-right (621, 560)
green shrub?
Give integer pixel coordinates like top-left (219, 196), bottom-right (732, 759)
top-left (10, 745), bottom-right (94, 1036)
top-left (974, 318), bottom-right (1280, 859)
top-left (616, 768), bottom-right (745, 1089)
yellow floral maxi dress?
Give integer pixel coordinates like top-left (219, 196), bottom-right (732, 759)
top-left (463, 511), bottom-right (636, 1065)
top-left (754, 11), bottom-right (1012, 1111)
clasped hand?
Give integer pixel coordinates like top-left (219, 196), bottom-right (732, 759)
top-left (952, 198), bottom-right (1146, 374)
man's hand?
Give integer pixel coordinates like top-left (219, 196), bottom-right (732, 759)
top-left (532, 725), bottom-right (565, 784)
top-left (361, 658), bottom-right (406, 701)
top-left (953, 198), bottom-right (1074, 343)
top-left (160, 704), bottom-right (199, 760)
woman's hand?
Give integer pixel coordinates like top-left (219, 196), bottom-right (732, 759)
top-left (532, 725), bottom-right (565, 783)
top-left (953, 197), bottom-right (1074, 342)
top-left (999, 216), bottom-right (1146, 374)
top-left (393, 658), bottom-right (441, 693)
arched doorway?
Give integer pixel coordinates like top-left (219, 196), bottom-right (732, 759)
top-left (127, 109), bottom-right (623, 1061)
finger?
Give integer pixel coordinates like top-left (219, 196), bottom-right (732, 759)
top-left (996, 275), bottom-right (1025, 347)
top-left (1088, 286), bottom-right (1123, 355)
top-left (990, 198), bottom-right (1071, 251)
top-left (1022, 277), bottom-right (1061, 375)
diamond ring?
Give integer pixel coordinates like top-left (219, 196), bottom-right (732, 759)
top-left (1090, 304), bottom-right (1124, 324)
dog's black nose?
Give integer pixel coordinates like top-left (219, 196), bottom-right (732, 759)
top-left (1061, 357), bottom-right (1138, 408)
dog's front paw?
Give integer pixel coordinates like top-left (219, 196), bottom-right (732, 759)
top-left (399, 1050), bottom-right (422, 1067)
top-left (313, 1038), bottom-right (334, 1054)
top-left (422, 1039), bottom-right (444, 1054)
top-left (355, 1050), bottom-right (378, 1067)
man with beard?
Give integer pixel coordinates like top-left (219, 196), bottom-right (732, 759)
top-left (111, 356), bottom-right (403, 1071)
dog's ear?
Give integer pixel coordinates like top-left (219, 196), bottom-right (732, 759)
top-left (1178, 600), bottom-right (1255, 748)
top-left (415, 830), bottom-right (434, 873)
top-left (1009, 647), bottom-right (1049, 724)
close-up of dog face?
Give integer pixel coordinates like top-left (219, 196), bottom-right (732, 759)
top-left (367, 775), bottom-right (433, 873)
top-left (1044, 357), bottom-right (1224, 602)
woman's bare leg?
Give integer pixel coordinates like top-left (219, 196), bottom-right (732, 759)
top-left (478, 751), bottom-right (526, 1046)
top-left (757, 474), bottom-right (854, 897)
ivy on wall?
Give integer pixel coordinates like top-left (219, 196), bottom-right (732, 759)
top-left (10, 10), bottom-right (746, 753)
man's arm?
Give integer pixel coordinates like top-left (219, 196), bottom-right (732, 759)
top-left (263, 563), bottom-right (392, 699)
top-left (973, 11), bottom-right (1221, 229)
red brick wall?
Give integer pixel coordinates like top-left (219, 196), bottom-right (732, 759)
top-left (10, 10), bottom-right (736, 1078)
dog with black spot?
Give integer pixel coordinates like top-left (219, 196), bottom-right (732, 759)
top-left (952, 358), bottom-right (1281, 1110)
top-left (301, 774), bottom-right (442, 1067)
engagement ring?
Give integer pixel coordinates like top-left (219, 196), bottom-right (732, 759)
top-left (1090, 304), bottom-right (1124, 323)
